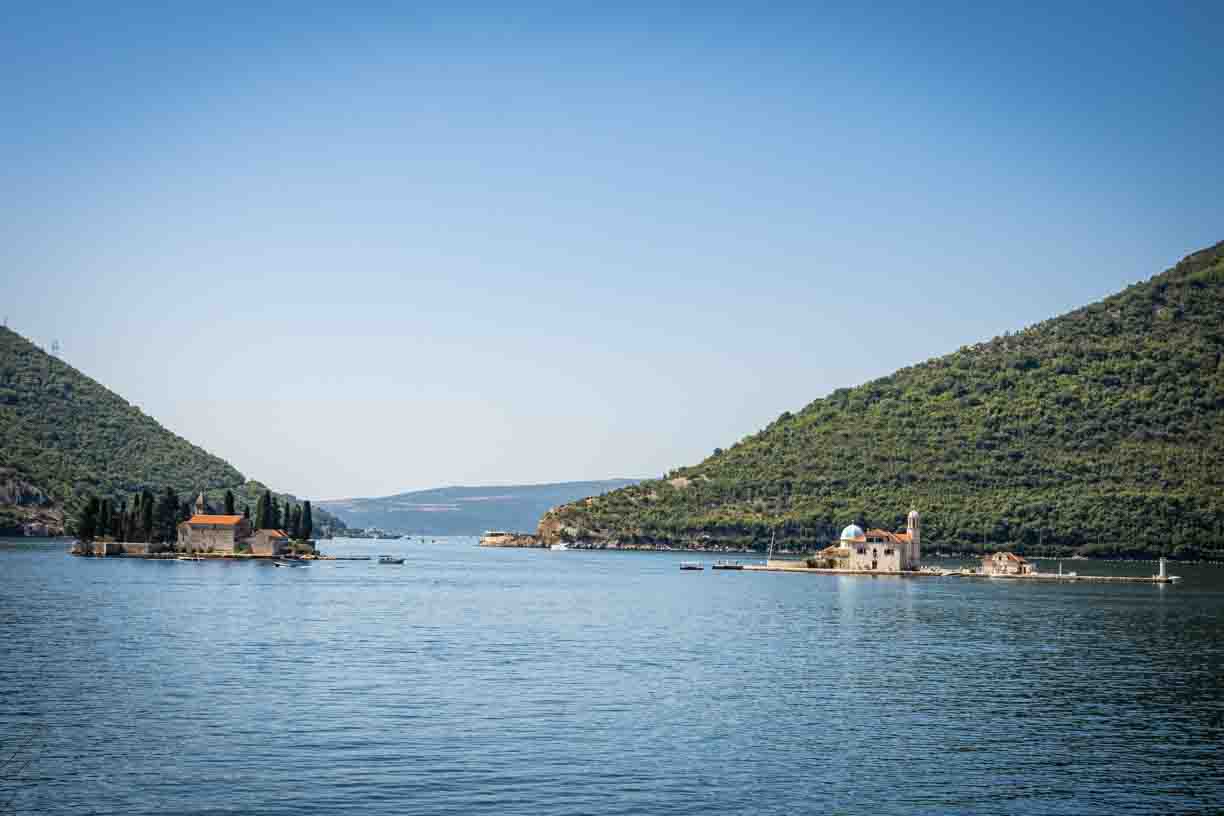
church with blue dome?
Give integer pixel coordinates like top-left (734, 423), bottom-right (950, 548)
top-left (804, 510), bottom-right (922, 572)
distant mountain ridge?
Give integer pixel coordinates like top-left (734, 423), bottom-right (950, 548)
top-left (319, 480), bottom-right (640, 535)
top-left (538, 240), bottom-right (1224, 560)
top-left (0, 326), bottom-right (344, 535)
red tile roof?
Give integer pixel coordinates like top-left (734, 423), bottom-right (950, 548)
top-left (865, 529), bottom-right (912, 544)
top-left (188, 514), bottom-right (245, 526)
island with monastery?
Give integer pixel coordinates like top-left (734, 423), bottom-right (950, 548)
top-left (71, 490), bottom-right (322, 560)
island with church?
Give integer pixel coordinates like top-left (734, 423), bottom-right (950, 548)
top-left (70, 488), bottom-right (323, 559)
top-left (737, 508), bottom-right (1179, 584)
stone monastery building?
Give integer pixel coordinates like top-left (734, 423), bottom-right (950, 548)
top-left (176, 493), bottom-right (291, 556)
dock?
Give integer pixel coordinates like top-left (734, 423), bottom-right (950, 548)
top-left (740, 561), bottom-right (1179, 584)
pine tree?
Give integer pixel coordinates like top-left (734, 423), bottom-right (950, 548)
top-left (224, 489), bottom-right (235, 515)
top-left (301, 501), bottom-right (313, 541)
top-left (78, 496), bottom-right (100, 541)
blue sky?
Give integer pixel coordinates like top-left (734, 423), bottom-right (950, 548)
top-left (2, 3), bottom-right (1221, 499)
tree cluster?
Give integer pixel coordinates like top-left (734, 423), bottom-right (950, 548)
top-left (75, 486), bottom-right (314, 543)
top-left (253, 489), bottom-right (313, 540)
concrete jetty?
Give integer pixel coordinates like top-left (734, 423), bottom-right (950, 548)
top-left (741, 557), bottom-right (1180, 584)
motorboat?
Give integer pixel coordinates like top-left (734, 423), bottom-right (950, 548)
top-left (679, 561), bottom-right (704, 571)
top-left (550, 542), bottom-right (569, 551)
top-left (378, 555), bottom-right (405, 565)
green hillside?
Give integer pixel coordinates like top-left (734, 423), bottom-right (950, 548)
top-left (0, 326), bottom-right (343, 535)
top-left (540, 241), bottom-right (1224, 560)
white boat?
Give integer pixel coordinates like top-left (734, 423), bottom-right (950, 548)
top-left (550, 543), bottom-right (569, 551)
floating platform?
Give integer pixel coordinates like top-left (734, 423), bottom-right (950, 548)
top-left (712, 561), bottom-right (745, 570)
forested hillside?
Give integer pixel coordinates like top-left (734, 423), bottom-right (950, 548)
top-left (0, 327), bottom-right (343, 535)
top-left (540, 241), bottom-right (1224, 560)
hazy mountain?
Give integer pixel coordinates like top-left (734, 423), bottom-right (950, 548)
top-left (539, 241), bottom-right (1224, 560)
top-left (0, 326), bottom-right (344, 535)
top-left (318, 480), bottom-right (640, 536)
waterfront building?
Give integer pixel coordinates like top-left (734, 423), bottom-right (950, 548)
top-left (177, 513), bottom-right (253, 553)
top-left (801, 509), bottom-right (922, 571)
top-left (981, 551), bottom-right (1034, 575)
top-left (250, 529), bottom-right (291, 556)
top-left (176, 492), bottom-right (252, 553)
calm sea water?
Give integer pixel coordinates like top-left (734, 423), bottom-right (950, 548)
top-left (1, 537), bottom-right (1222, 815)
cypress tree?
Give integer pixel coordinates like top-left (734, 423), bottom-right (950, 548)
top-left (271, 498), bottom-right (281, 531)
top-left (224, 489), bottom-right (235, 515)
top-left (243, 505), bottom-right (250, 520)
top-left (78, 496), bottom-right (100, 541)
top-left (256, 490), bottom-right (271, 530)
top-left (141, 489), bottom-right (155, 542)
top-left (99, 499), bottom-right (113, 539)
top-left (157, 488), bottom-right (179, 543)
top-left (289, 504), bottom-right (301, 539)
top-left (301, 501), bottom-right (313, 541)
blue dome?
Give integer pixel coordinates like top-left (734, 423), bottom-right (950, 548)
top-left (840, 524), bottom-right (864, 541)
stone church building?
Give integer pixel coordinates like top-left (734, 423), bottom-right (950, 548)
top-left (802, 509), bottom-right (922, 572)
top-left (177, 493), bottom-right (252, 553)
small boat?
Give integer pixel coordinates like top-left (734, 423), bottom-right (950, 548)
top-left (176, 555), bottom-right (203, 562)
top-left (550, 542), bottom-right (570, 551)
top-left (272, 561), bottom-right (291, 568)
top-left (679, 561), bottom-right (704, 571)
top-left (378, 555), bottom-right (405, 565)
top-left (712, 560), bottom-right (744, 570)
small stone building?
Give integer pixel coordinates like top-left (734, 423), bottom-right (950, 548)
top-left (250, 529), bottom-right (291, 556)
top-left (982, 551), bottom-right (1034, 575)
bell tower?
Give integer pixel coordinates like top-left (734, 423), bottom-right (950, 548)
top-left (907, 508), bottom-right (921, 567)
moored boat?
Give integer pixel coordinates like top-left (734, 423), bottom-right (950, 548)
top-left (679, 561), bottom-right (704, 571)
top-left (378, 555), bottom-right (405, 565)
